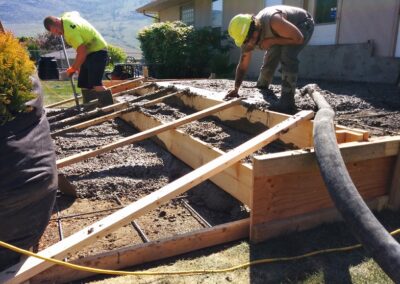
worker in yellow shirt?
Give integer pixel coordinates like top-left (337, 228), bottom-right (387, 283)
top-left (44, 11), bottom-right (113, 106)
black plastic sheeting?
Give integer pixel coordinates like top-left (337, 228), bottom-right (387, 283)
top-left (0, 76), bottom-right (57, 270)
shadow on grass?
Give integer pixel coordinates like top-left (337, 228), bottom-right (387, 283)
top-left (249, 209), bottom-right (400, 283)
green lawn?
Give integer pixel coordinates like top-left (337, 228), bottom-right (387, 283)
top-left (40, 80), bottom-right (81, 107)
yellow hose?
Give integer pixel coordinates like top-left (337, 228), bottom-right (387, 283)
top-left (0, 228), bottom-right (399, 276)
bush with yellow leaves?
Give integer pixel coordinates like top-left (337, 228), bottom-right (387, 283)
top-left (0, 31), bottom-right (36, 125)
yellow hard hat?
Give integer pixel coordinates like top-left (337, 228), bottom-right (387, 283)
top-left (228, 14), bottom-right (252, 47)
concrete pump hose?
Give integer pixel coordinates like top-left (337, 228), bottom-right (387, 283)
top-left (302, 84), bottom-right (400, 282)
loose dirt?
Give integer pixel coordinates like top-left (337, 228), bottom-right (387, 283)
top-left (171, 79), bottom-right (399, 136)
top-left (38, 78), bottom-right (399, 280)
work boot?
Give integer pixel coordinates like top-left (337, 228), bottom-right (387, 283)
top-left (256, 69), bottom-right (274, 89)
top-left (269, 72), bottom-right (298, 114)
top-left (81, 89), bottom-right (98, 104)
top-left (96, 90), bottom-right (114, 107)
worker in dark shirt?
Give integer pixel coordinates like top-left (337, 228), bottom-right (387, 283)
top-left (226, 5), bottom-right (314, 114)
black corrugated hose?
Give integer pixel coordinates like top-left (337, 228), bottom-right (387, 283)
top-left (302, 84), bottom-right (400, 282)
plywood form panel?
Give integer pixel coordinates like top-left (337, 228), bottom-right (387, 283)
top-left (252, 156), bottom-right (394, 225)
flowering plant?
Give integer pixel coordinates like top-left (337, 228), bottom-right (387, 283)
top-left (0, 32), bottom-right (36, 125)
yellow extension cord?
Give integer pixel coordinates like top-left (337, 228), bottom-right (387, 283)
top-left (0, 228), bottom-right (399, 277)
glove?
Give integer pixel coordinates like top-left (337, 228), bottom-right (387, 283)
top-left (66, 67), bottom-right (77, 77)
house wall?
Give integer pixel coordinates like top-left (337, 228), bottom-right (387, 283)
top-left (194, 0), bottom-right (212, 27)
top-left (159, 5), bottom-right (180, 22)
top-left (149, 0), bottom-right (400, 83)
top-left (337, 0), bottom-right (400, 57)
top-left (396, 19), bottom-right (400, 57)
top-left (158, 0), bottom-right (212, 27)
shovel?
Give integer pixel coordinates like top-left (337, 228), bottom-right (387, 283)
top-left (60, 36), bottom-right (81, 110)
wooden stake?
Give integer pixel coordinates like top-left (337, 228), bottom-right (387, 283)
top-left (56, 99), bottom-right (243, 168)
top-left (51, 91), bottom-right (185, 136)
top-left (31, 218), bottom-right (250, 283)
top-left (0, 110), bottom-right (313, 284)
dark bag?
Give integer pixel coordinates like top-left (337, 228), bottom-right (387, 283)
top-left (0, 76), bottom-right (57, 270)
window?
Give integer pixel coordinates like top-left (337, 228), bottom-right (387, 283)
top-left (212, 0), bottom-right (223, 28)
top-left (180, 4), bottom-right (194, 26)
top-left (315, 0), bottom-right (337, 24)
top-left (264, 0), bottom-right (283, 7)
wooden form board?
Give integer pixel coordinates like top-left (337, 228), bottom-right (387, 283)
top-left (250, 136), bottom-right (400, 243)
top-left (121, 110), bottom-right (253, 207)
top-left (45, 80), bottom-right (152, 109)
top-left (107, 78), bottom-right (144, 94)
top-left (31, 218), bottom-right (250, 283)
top-left (56, 99), bottom-right (241, 168)
top-left (171, 90), bottom-right (368, 148)
top-left (51, 91), bottom-right (184, 136)
top-left (0, 110), bottom-right (313, 284)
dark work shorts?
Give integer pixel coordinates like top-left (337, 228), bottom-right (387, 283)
top-left (78, 49), bottom-right (108, 89)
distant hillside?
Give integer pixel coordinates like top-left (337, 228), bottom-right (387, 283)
top-left (0, 0), bottom-right (153, 55)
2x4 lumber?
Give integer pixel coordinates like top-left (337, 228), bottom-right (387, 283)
top-left (51, 86), bottom-right (168, 128)
top-left (107, 78), bottom-right (144, 94)
top-left (51, 100), bottom-right (129, 127)
top-left (56, 99), bottom-right (242, 168)
top-left (388, 143), bottom-right (400, 209)
top-left (169, 88), bottom-right (367, 146)
top-left (176, 94), bottom-right (315, 147)
top-left (251, 136), bottom-right (400, 229)
top-left (31, 218), bottom-right (250, 283)
top-left (250, 196), bottom-right (388, 243)
top-left (253, 136), bottom-right (400, 176)
top-left (45, 95), bottom-right (83, 108)
top-left (252, 156), bottom-right (392, 225)
top-left (121, 110), bottom-right (252, 206)
top-left (0, 110), bottom-right (313, 284)
top-left (45, 80), bottom-right (151, 109)
top-left (51, 91), bottom-right (185, 137)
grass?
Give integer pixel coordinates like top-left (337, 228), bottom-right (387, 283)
top-left (40, 80), bottom-right (81, 107)
top-left (87, 210), bottom-right (399, 284)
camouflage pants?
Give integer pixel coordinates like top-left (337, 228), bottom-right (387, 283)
top-left (257, 16), bottom-right (315, 91)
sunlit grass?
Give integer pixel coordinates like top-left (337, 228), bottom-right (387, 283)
top-left (40, 80), bottom-right (81, 107)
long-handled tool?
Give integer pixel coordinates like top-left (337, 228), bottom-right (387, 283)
top-left (60, 36), bottom-right (81, 110)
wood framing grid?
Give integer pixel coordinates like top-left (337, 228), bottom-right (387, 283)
top-left (2, 80), bottom-right (399, 283)
top-left (0, 105), bottom-right (313, 283)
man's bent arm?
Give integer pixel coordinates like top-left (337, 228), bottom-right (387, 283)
top-left (234, 50), bottom-right (252, 90)
top-left (72, 44), bottom-right (88, 70)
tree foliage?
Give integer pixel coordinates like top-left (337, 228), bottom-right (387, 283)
top-left (107, 44), bottom-right (127, 68)
top-left (36, 32), bottom-right (66, 51)
top-left (0, 32), bottom-right (36, 125)
top-left (138, 21), bottom-right (234, 78)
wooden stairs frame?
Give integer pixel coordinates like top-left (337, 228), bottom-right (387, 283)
top-left (1, 79), bottom-right (399, 284)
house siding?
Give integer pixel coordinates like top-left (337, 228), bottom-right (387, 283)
top-left (337, 0), bottom-right (400, 57)
top-left (138, 0), bottom-right (400, 83)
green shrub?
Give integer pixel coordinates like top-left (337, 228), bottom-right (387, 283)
top-left (19, 37), bottom-right (41, 63)
top-left (107, 44), bottom-right (127, 68)
top-left (138, 22), bottom-right (234, 78)
top-left (0, 32), bottom-right (36, 125)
